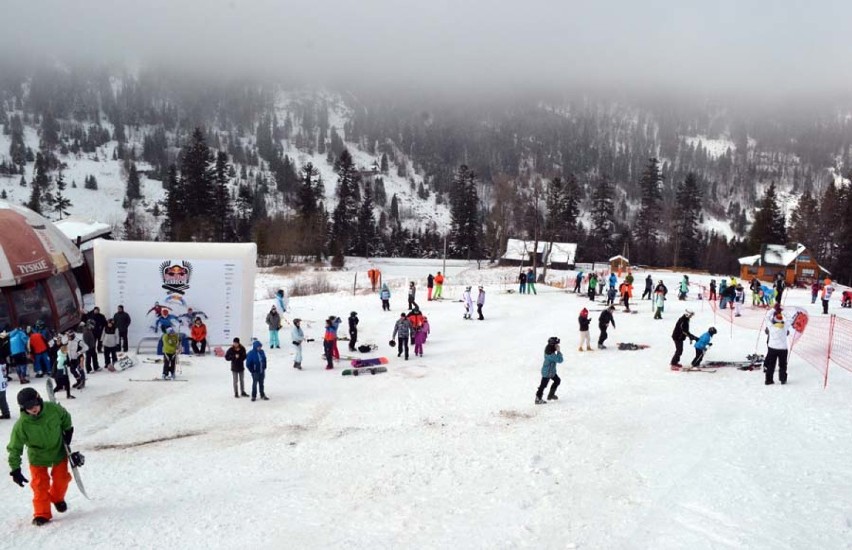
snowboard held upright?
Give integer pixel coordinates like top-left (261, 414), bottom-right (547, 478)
top-left (45, 379), bottom-right (90, 499)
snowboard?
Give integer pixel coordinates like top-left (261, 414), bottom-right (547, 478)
top-left (107, 354), bottom-right (135, 372)
top-left (342, 366), bottom-right (387, 376)
top-left (671, 365), bottom-right (716, 373)
top-left (351, 357), bottom-right (389, 368)
top-left (129, 378), bottom-right (188, 382)
top-left (617, 343), bottom-right (650, 351)
top-left (45, 379), bottom-right (90, 499)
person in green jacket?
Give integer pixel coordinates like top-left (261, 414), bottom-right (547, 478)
top-left (161, 327), bottom-right (180, 380)
top-left (7, 387), bottom-right (75, 526)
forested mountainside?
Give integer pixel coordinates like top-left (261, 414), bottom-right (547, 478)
top-left (1, 63), bottom-right (851, 281)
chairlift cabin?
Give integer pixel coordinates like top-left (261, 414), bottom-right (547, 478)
top-left (0, 201), bottom-right (84, 332)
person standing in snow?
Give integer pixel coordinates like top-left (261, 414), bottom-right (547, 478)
top-left (52, 344), bottom-right (74, 400)
top-left (641, 274), bottom-right (653, 300)
top-left (348, 311), bottom-right (359, 352)
top-left (64, 331), bottom-right (87, 390)
top-left (407, 281), bottom-right (417, 310)
top-left (275, 289), bottom-right (288, 314)
top-left (245, 340), bottom-right (269, 401)
top-left (421, 316), bottom-right (431, 342)
top-left (101, 319), bottom-right (120, 369)
top-left (113, 305), bottom-right (131, 353)
top-left (678, 276), bottom-right (689, 301)
top-left (413, 326), bottom-right (427, 357)
top-left (392, 313), bottom-right (411, 360)
top-left (810, 280), bottom-right (820, 304)
top-left (265, 306), bottom-right (281, 350)
top-left (9, 326), bottom-right (30, 384)
top-left (820, 278), bottom-right (834, 314)
top-left (518, 271), bottom-right (527, 294)
top-left (291, 318), bottom-right (304, 370)
top-left (620, 281), bottom-right (632, 312)
top-left (462, 286), bottom-right (473, 320)
top-left (323, 318), bottom-right (339, 369)
top-left (763, 310), bottom-right (791, 385)
top-left (476, 286), bottom-right (486, 320)
top-left (535, 337), bottom-right (564, 405)
top-left (608, 272), bottom-right (617, 292)
top-left (606, 286), bottom-right (617, 306)
top-left (734, 285), bottom-right (745, 317)
top-left (690, 327), bottom-right (716, 367)
top-left (774, 273), bottom-right (786, 304)
top-left (81, 322), bottom-right (99, 373)
top-left (7, 387), bottom-right (78, 526)
top-left (0, 336), bottom-right (9, 418)
top-left (578, 308), bottom-right (593, 352)
top-left (427, 273), bottom-right (434, 301)
top-left (527, 268), bottom-right (537, 295)
top-left (84, 307), bottom-right (107, 353)
top-left (670, 310), bottom-right (697, 368)
top-left (708, 279), bottom-right (717, 301)
top-left (380, 283), bottom-right (391, 311)
top-left (433, 271), bottom-right (445, 300)
top-left (574, 271), bottom-right (584, 293)
top-left (225, 337), bottom-right (249, 397)
top-left (597, 305), bottom-right (615, 349)
top-left (160, 327), bottom-right (180, 380)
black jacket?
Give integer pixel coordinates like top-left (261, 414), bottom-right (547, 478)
top-left (113, 311), bottom-right (131, 331)
top-left (348, 315), bottom-right (359, 331)
top-left (672, 316), bottom-right (696, 342)
top-left (598, 310), bottom-right (615, 329)
top-left (578, 316), bottom-right (592, 331)
top-left (225, 345), bottom-right (247, 372)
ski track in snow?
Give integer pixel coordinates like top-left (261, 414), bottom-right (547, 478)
top-left (1, 259), bottom-right (851, 549)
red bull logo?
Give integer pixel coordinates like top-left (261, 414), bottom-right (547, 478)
top-left (159, 260), bottom-right (193, 294)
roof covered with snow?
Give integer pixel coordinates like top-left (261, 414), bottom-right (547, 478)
top-left (738, 254), bottom-right (761, 266)
top-left (609, 255), bottom-right (629, 263)
top-left (761, 243), bottom-right (807, 266)
top-left (547, 242), bottom-right (577, 265)
top-left (54, 216), bottom-right (113, 244)
top-left (501, 239), bottom-right (547, 261)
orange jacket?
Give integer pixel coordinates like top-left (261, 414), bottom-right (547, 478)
top-left (434, 273), bottom-right (444, 285)
top-left (191, 324), bottom-right (207, 341)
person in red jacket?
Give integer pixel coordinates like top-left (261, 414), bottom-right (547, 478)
top-left (28, 326), bottom-right (52, 378)
top-left (190, 318), bottom-right (207, 355)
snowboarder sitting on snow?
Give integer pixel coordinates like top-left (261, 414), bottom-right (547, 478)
top-left (535, 337), bottom-right (564, 405)
top-left (691, 327), bottom-right (717, 367)
top-left (246, 340), bottom-right (269, 401)
top-left (7, 387), bottom-right (79, 526)
top-left (670, 309), bottom-right (697, 368)
top-left (578, 308), bottom-right (593, 352)
top-left (841, 290), bottom-right (852, 308)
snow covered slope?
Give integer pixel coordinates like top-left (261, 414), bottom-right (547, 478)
top-left (0, 262), bottom-right (850, 549)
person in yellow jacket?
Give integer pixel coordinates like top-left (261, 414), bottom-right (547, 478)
top-left (161, 327), bottom-right (181, 380)
top-left (7, 387), bottom-right (76, 526)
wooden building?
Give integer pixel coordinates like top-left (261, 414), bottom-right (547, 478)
top-left (738, 243), bottom-right (829, 286)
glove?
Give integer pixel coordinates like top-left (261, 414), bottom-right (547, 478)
top-left (292, 341), bottom-right (300, 346)
top-left (63, 428), bottom-right (74, 445)
top-left (69, 452), bottom-right (85, 468)
top-left (10, 469), bottom-right (28, 487)
top-left (708, 343), bottom-right (713, 347)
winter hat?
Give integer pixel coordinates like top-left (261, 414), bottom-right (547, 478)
top-left (580, 308), bottom-right (589, 317)
top-left (685, 309), bottom-right (694, 317)
top-left (293, 318), bottom-right (301, 324)
top-left (17, 387), bottom-right (42, 410)
top-left (400, 312), bottom-right (407, 317)
top-left (709, 327), bottom-right (717, 335)
top-left (233, 337), bottom-right (241, 343)
top-left (774, 312), bottom-right (784, 322)
top-left (351, 311), bottom-right (357, 317)
top-left (166, 327), bottom-right (175, 334)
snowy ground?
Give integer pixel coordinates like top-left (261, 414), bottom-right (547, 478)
top-left (1, 259), bottom-right (851, 550)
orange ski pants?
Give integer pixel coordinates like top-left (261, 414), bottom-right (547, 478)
top-left (29, 458), bottom-right (71, 519)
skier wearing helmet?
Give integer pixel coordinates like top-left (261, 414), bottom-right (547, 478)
top-left (691, 327), bottom-right (717, 367)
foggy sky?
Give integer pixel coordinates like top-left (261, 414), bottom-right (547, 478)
top-left (3, 0), bottom-right (851, 97)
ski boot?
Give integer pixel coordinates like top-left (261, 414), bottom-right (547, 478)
top-left (535, 397), bottom-right (547, 405)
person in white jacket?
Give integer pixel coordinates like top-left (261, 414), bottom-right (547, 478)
top-left (63, 331), bottom-right (89, 390)
top-left (291, 318), bottom-right (304, 370)
top-left (462, 287), bottom-right (473, 320)
top-left (764, 309), bottom-right (791, 385)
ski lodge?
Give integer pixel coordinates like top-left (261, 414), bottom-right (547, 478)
top-left (738, 243), bottom-right (829, 285)
top-left (499, 239), bottom-right (577, 269)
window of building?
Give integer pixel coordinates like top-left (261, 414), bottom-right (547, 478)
top-left (47, 273), bottom-right (79, 330)
top-left (10, 282), bottom-right (51, 329)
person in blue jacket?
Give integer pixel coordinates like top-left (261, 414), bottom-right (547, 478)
top-left (691, 327), bottom-right (717, 367)
top-left (9, 327), bottom-right (30, 384)
top-left (535, 337), bottom-right (564, 404)
top-left (608, 272), bottom-right (617, 291)
top-left (245, 340), bottom-right (268, 401)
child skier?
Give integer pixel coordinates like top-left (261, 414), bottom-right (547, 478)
top-left (578, 308), bottom-right (593, 352)
top-left (535, 337), bottom-right (564, 405)
top-left (291, 318), bottom-right (304, 370)
top-left (160, 327), bottom-right (180, 380)
top-left (7, 387), bottom-right (79, 526)
top-left (265, 306), bottom-right (281, 349)
top-left (52, 344), bottom-right (75, 399)
top-left (606, 286), bottom-right (617, 306)
top-left (380, 284), bottom-right (391, 311)
top-left (462, 287), bottom-right (473, 320)
top-left (691, 327), bottom-right (717, 367)
top-left (413, 326), bottom-right (427, 357)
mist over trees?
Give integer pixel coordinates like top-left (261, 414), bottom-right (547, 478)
top-left (2, 62), bottom-right (852, 281)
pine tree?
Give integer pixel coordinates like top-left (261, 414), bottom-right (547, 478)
top-left (380, 153), bottom-right (389, 174)
top-left (164, 165), bottom-right (188, 240)
top-left (212, 151), bottom-right (233, 241)
top-left (126, 162), bottom-right (142, 201)
top-left (179, 128), bottom-right (216, 239)
top-left (390, 193), bottom-right (399, 223)
top-left (590, 176), bottom-right (616, 257)
top-left (671, 173), bottom-right (701, 268)
top-left (330, 150), bottom-right (362, 254)
top-left (748, 182), bottom-right (786, 251)
top-left (354, 182), bottom-right (377, 256)
top-left (449, 165), bottom-right (482, 260)
top-left (788, 190), bottom-right (821, 250)
top-left (635, 158), bottom-right (663, 264)
top-left (53, 172), bottom-right (72, 220)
